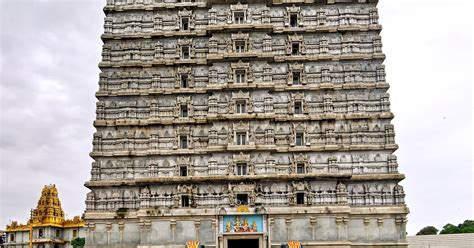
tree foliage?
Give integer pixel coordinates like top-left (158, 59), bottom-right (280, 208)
top-left (71, 237), bottom-right (85, 248)
top-left (440, 220), bottom-right (474, 234)
top-left (416, 226), bottom-right (438, 235)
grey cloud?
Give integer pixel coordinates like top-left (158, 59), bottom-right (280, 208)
top-left (1, 0), bottom-right (104, 227)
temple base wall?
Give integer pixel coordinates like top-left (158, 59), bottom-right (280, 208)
top-left (84, 206), bottom-right (408, 248)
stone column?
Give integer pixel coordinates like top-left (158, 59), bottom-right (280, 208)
top-left (195, 220), bottom-right (201, 240)
top-left (139, 220), bottom-right (151, 245)
top-left (285, 218), bottom-right (292, 241)
top-left (170, 219), bottom-right (177, 242)
top-left (396, 217), bottom-right (408, 241)
top-left (377, 218), bottom-right (384, 241)
top-left (268, 217), bottom-right (274, 248)
top-left (363, 218), bottom-right (371, 241)
top-left (309, 217), bottom-right (317, 240)
top-left (106, 222), bottom-right (112, 245)
top-left (85, 223), bottom-right (95, 246)
top-left (118, 222), bottom-right (124, 244)
top-left (336, 216), bottom-right (349, 240)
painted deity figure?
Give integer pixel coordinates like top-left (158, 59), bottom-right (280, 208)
top-left (242, 219), bottom-right (249, 231)
top-left (234, 216), bottom-right (241, 231)
top-left (251, 221), bottom-right (257, 232)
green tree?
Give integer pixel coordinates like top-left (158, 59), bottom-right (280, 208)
top-left (71, 237), bottom-right (85, 248)
top-left (416, 226), bottom-right (438, 235)
top-left (440, 220), bottom-right (474, 234)
top-left (440, 223), bottom-right (459, 234)
top-left (459, 220), bottom-right (474, 233)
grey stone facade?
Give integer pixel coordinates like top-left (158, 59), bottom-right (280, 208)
top-left (84, 0), bottom-right (408, 247)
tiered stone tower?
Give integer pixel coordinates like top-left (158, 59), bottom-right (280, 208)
top-left (85, 0), bottom-right (408, 247)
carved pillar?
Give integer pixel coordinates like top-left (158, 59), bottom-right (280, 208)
top-left (370, 9), bottom-right (379, 24)
top-left (267, 217), bottom-right (274, 248)
top-left (154, 42), bottom-right (163, 60)
top-left (377, 65), bottom-right (386, 82)
top-left (154, 16), bottom-right (162, 31)
top-left (377, 218), bottom-right (384, 241)
top-left (98, 72), bottom-right (108, 91)
top-left (309, 217), bottom-right (317, 240)
top-left (323, 95), bottom-right (333, 114)
top-left (373, 36), bottom-right (382, 54)
top-left (170, 219), bottom-right (177, 242)
top-left (262, 9), bottom-right (270, 23)
top-left (360, 217), bottom-right (369, 241)
top-left (380, 93), bottom-right (390, 112)
top-left (385, 124), bottom-right (395, 144)
top-left (106, 222), bottom-right (112, 245)
top-left (285, 218), bottom-right (292, 241)
top-left (86, 223), bottom-right (96, 246)
top-left (211, 218), bottom-right (217, 242)
top-left (321, 68), bottom-right (331, 83)
top-left (139, 219), bottom-right (151, 245)
top-left (262, 35), bottom-right (272, 53)
top-left (91, 161), bottom-right (101, 181)
top-left (328, 156), bottom-right (338, 173)
top-left (194, 220), bottom-right (201, 240)
top-left (208, 10), bottom-right (217, 25)
top-left (395, 217), bottom-right (408, 241)
top-left (336, 183), bottom-right (348, 204)
top-left (104, 17), bottom-right (113, 33)
top-left (151, 74), bottom-right (161, 89)
top-left (319, 37), bottom-right (329, 55)
top-left (102, 45), bottom-right (111, 62)
top-left (325, 129), bottom-right (336, 146)
top-left (118, 222), bottom-right (124, 244)
top-left (93, 133), bottom-right (102, 152)
top-left (387, 154), bottom-right (398, 173)
top-left (317, 9), bottom-right (326, 25)
top-left (334, 216), bottom-right (348, 240)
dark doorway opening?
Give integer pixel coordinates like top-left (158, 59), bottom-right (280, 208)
top-left (228, 239), bottom-right (259, 248)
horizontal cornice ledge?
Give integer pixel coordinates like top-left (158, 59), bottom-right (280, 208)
top-left (94, 82), bottom-right (391, 98)
top-left (85, 173), bottom-right (351, 188)
top-left (103, 0), bottom-right (378, 13)
top-left (84, 172), bottom-right (405, 188)
top-left (350, 205), bottom-right (409, 215)
top-left (350, 173), bottom-right (405, 181)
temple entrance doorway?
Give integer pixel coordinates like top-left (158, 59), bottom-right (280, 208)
top-left (227, 238), bottom-right (259, 248)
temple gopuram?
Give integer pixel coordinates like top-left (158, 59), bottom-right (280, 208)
top-left (4, 185), bottom-right (85, 248)
top-left (83, 0), bottom-right (408, 247)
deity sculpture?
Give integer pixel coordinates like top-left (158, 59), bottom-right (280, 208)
top-left (251, 221), bottom-right (257, 232)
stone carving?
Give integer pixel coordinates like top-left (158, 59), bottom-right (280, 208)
top-left (83, 1), bottom-right (407, 248)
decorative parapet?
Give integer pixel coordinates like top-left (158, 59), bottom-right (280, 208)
top-left (63, 216), bottom-right (86, 228)
top-left (6, 221), bottom-right (29, 232)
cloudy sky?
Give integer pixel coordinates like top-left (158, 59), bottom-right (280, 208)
top-left (0, 0), bottom-right (472, 235)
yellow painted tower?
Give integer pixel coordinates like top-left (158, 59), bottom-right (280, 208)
top-left (30, 184), bottom-right (65, 226)
top-left (5, 185), bottom-right (85, 248)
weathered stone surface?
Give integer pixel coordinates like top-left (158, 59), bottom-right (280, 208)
top-left (84, 0), bottom-right (408, 247)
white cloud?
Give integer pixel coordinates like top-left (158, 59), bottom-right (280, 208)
top-left (0, 0), bottom-right (101, 228)
top-left (379, 0), bottom-right (473, 235)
